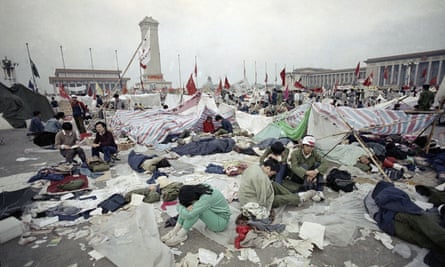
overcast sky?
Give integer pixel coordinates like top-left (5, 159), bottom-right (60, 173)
top-left (1, 0), bottom-right (445, 93)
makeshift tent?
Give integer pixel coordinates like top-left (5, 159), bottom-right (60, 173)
top-left (110, 92), bottom-right (236, 146)
top-left (307, 103), bottom-right (437, 167)
top-left (253, 103), bottom-right (311, 142)
top-left (374, 95), bottom-right (419, 110)
top-left (163, 93), bottom-right (192, 109)
top-left (0, 83), bottom-right (54, 128)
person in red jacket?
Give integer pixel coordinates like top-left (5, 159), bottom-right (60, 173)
top-left (202, 116), bottom-right (215, 133)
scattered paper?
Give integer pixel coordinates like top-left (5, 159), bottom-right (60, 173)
top-left (16, 157), bottom-right (39, 161)
top-left (130, 193), bottom-right (144, 206)
top-left (238, 248), bottom-right (260, 264)
top-left (47, 236), bottom-right (62, 247)
top-left (198, 248), bottom-right (224, 266)
top-left (88, 250), bottom-right (105, 260)
top-left (299, 221), bottom-right (325, 249)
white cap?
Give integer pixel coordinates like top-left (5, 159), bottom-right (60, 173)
top-left (71, 95), bottom-right (77, 98)
top-left (302, 136), bottom-right (316, 146)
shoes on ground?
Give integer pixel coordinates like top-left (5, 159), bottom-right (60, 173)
top-left (298, 190), bottom-right (317, 202)
top-left (312, 191), bottom-right (325, 202)
top-left (164, 228), bottom-right (188, 246)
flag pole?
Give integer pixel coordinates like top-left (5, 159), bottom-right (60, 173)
top-left (194, 56), bottom-right (198, 89)
top-left (243, 60), bottom-right (246, 81)
top-left (26, 43), bottom-right (37, 93)
top-left (139, 63), bottom-right (145, 92)
top-left (254, 61), bottom-right (257, 87)
top-left (265, 62), bottom-right (267, 92)
top-left (115, 49), bottom-right (123, 91)
top-left (60, 45), bottom-right (67, 76)
top-left (274, 63), bottom-right (277, 87)
top-left (111, 40), bottom-right (144, 95)
top-left (178, 54), bottom-right (183, 103)
top-left (59, 45), bottom-right (67, 95)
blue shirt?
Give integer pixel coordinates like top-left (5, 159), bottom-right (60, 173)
top-left (44, 118), bottom-right (62, 133)
top-left (29, 116), bottom-right (44, 133)
top-left (221, 119), bottom-right (233, 133)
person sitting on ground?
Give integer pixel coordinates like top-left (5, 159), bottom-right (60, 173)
top-left (202, 116), bottom-right (215, 133)
top-left (288, 135), bottom-right (328, 202)
top-left (365, 181), bottom-right (445, 265)
top-left (214, 114), bottom-right (233, 136)
top-left (28, 111), bottom-right (44, 136)
top-left (161, 184), bottom-right (231, 246)
top-left (238, 158), bottom-right (316, 215)
top-left (91, 121), bottom-right (118, 164)
top-left (259, 141), bottom-right (289, 184)
top-left (33, 112), bottom-right (65, 148)
top-left (55, 122), bottom-right (87, 165)
top-left (44, 112), bottom-right (65, 134)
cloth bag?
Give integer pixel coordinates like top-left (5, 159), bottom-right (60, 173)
top-left (87, 156), bottom-right (110, 172)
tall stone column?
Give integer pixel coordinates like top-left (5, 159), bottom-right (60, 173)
top-left (139, 16), bottom-right (171, 90)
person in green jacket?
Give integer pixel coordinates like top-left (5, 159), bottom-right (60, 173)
top-left (161, 184), bottom-right (231, 246)
top-left (289, 135), bottom-right (328, 202)
top-left (238, 158), bottom-right (316, 213)
top-left (259, 141), bottom-right (289, 184)
top-left (417, 84), bottom-right (435, 111)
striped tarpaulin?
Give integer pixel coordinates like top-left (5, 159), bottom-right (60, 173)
top-left (109, 93), bottom-right (236, 145)
top-left (312, 103), bottom-right (436, 135)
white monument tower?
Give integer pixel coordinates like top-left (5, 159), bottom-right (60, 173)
top-left (139, 16), bottom-right (171, 90)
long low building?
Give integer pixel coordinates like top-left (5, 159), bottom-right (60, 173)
top-left (287, 49), bottom-right (445, 90)
top-left (48, 68), bottom-right (130, 94)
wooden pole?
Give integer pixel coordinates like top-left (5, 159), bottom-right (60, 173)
top-left (352, 130), bottom-right (392, 182)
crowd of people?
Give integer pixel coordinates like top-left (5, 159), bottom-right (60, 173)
top-left (22, 85), bottom-right (445, 265)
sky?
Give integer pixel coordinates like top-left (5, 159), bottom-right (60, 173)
top-left (1, 0), bottom-right (445, 93)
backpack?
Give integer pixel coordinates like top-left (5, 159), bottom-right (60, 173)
top-left (326, 168), bottom-right (355, 192)
top-left (87, 156), bottom-right (110, 172)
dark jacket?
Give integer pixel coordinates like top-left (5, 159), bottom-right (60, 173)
top-left (371, 181), bottom-right (424, 235)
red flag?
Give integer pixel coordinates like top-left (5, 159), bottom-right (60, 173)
top-left (383, 67), bottom-right (388, 80)
top-left (284, 85), bottom-right (289, 100)
top-left (422, 68), bottom-right (427, 78)
top-left (363, 72), bottom-right (373, 86)
top-left (294, 80), bottom-right (305, 89)
top-left (216, 79), bottom-right (222, 95)
top-left (122, 86), bottom-right (128, 95)
top-left (265, 73), bottom-right (268, 83)
top-left (186, 74), bottom-right (197, 95)
top-left (280, 68), bottom-right (286, 86)
top-left (354, 62), bottom-right (360, 78)
top-left (430, 76), bottom-right (437, 86)
top-left (58, 84), bottom-right (70, 100)
top-left (224, 76), bottom-right (230, 89)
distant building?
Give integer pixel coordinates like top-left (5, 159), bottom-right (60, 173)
top-left (48, 68), bottom-right (130, 95)
top-left (288, 67), bottom-right (366, 90)
top-left (287, 49), bottom-right (445, 90)
top-left (365, 49), bottom-right (445, 89)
